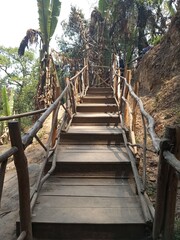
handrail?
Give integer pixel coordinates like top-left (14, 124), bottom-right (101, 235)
top-left (0, 62), bottom-right (88, 240)
top-left (163, 150), bottom-right (180, 173)
top-left (122, 76), bottom-right (160, 152)
top-left (112, 66), bottom-right (180, 239)
top-left (0, 108), bottom-right (47, 122)
top-left (153, 126), bottom-right (180, 240)
top-left (112, 68), bottom-right (160, 191)
top-left (0, 146), bottom-right (18, 163)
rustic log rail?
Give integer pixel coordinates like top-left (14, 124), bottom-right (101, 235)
top-left (113, 68), bottom-right (160, 190)
top-left (0, 65), bottom-right (87, 240)
top-left (112, 63), bottom-right (180, 239)
top-left (153, 126), bottom-right (180, 240)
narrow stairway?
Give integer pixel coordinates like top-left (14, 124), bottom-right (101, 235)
top-left (17, 87), bottom-right (149, 239)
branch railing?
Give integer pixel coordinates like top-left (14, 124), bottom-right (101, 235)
top-left (112, 64), bottom-right (180, 239)
top-left (0, 64), bottom-right (88, 240)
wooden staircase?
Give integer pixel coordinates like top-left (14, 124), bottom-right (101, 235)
top-left (17, 87), bottom-right (150, 239)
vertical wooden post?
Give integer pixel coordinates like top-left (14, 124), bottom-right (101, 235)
top-left (163, 166), bottom-right (178, 240)
top-left (117, 69), bottom-right (121, 104)
top-left (163, 125), bottom-right (180, 239)
top-left (112, 53), bottom-right (117, 96)
top-left (86, 58), bottom-right (89, 88)
top-left (175, 125), bottom-right (180, 160)
top-left (153, 126), bottom-right (178, 240)
top-left (0, 159), bottom-right (8, 206)
top-left (132, 81), bottom-right (139, 133)
top-left (65, 77), bottom-right (70, 109)
top-left (153, 140), bottom-right (170, 239)
top-left (8, 121), bottom-right (32, 240)
top-left (114, 73), bottom-right (118, 99)
top-left (124, 70), bottom-right (132, 127)
top-left (52, 82), bottom-right (60, 147)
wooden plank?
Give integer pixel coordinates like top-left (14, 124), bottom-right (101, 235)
top-left (67, 125), bottom-right (123, 134)
top-left (31, 207), bottom-right (145, 224)
top-left (77, 103), bottom-right (117, 107)
top-left (34, 195), bottom-right (141, 208)
top-left (58, 145), bottom-right (127, 152)
top-left (39, 185), bottom-right (136, 197)
top-left (53, 172), bottom-right (131, 178)
top-left (47, 177), bottom-right (130, 186)
top-left (56, 151), bottom-right (129, 163)
top-left (73, 112), bottom-right (119, 117)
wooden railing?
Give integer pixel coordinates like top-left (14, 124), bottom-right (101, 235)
top-left (112, 65), bottom-right (180, 239)
top-left (0, 65), bottom-right (88, 240)
top-left (153, 126), bottom-right (180, 240)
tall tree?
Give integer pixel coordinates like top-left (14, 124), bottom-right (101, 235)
top-left (18, 0), bottom-right (61, 109)
top-left (0, 46), bottom-right (39, 130)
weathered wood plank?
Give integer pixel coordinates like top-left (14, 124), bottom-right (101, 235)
top-left (56, 150), bottom-right (129, 163)
top-left (58, 144), bottom-right (127, 152)
top-left (47, 177), bottom-right (130, 185)
top-left (66, 125), bottom-right (122, 134)
top-left (40, 185), bottom-right (136, 197)
top-left (35, 195), bottom-right (141, 208)
top-left (32, 207), bottom-right (144, 224)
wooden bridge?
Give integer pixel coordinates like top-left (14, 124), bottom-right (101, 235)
top-left (0, 65), bottom-right (180, 240)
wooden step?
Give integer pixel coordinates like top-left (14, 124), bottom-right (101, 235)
top-left (45, 145), bottom-right (132, 177)
top-left (86, 92), bottom-right (113, 97)
top-left (76, 103), bottom-right (118, 113)
top-left (87, 87), bottom-right (113, 93)
top-left (82, 96), bottom-right (116, 104)
top-left (72, 112), bottom-right (120, 126)
top-left (17, 177), bottom-right (147, 239)
top-left (60, 126), bottom-right (125, 145)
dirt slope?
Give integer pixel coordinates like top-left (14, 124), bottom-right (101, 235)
top-left (135, 10), bottom-right (180, 137)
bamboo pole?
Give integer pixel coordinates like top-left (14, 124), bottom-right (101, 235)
top-left (8, 121), bottom-right (32, 240)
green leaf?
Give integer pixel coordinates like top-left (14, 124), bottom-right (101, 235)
top-left (37, 0), bottom-right (61, 52)
top-left (2, 86), bottom-right (10, 116)
top-left (37, 0), bottom-right (50, 49)
top-left (49, 0), bottom-right (61, 39)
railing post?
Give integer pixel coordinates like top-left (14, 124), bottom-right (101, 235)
top-left (124, 70), bottom-right (132, 127)
top-left (163, 125), bottom-right (180, 239)
top-left (52, 83), bottom-right (60, 147)
top-left (153, 126), bottom-right (179, 240)
top-left (117, 69), bottom-right (121, 103)
top-left (153, 139), bottom-right (170, 239)
top-left (0, 158), bottom-right (8, 206)
top-left (8, 121), bottom-right (32, 240)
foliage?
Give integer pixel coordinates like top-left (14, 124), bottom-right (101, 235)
top-left (95, 0), bottom-right (178, 64)
top-left (37, 0), bottom-right (61, 54)
top-left (57, 6), bottom-right (87, 62)
top-left (0, 46), bottom-right (39, 130)
top-left (1, 86), bottom-right (12, 116)
top-left (33, 0), bottom-right (61, 109)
